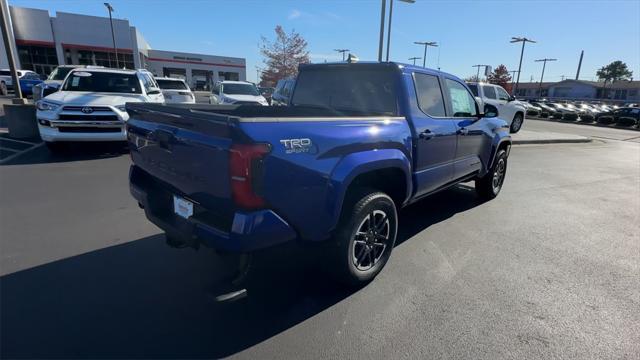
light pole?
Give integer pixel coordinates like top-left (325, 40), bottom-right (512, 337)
top-left (510, 36), bottom-right (536, 95)
top-left (0, 0), bottom-right (22, 99)
top-left (535, 58), bottom-right (556, 97)
top-left (472, 64), bottom-right (490, 82)
top-left (414, 41), bottom-right (437, 67)
top-left (378, 0), bottom-right (415, 62)
top-left (334, 49), bottom-right (350, 61)
top-left (408, 57), bottom-right (421, 66)
top-left (104, 3), bottom-right (119, 68)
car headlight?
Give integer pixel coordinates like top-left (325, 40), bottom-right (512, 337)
top-left (116, 105), bottom-right (127, 112)
top-left (221, 97), bottom-right (235, 104)
top-left (36, 101), bottom-right (59, 111)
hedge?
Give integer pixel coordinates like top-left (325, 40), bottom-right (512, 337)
top-left (563, 113), bottom-right (579, 121)
top-left (553, 112), bottom-right (563, 119)
top-left (597, 115), bottom-right (615, 124)
top-left (580, 114), bottom-right (595, 122)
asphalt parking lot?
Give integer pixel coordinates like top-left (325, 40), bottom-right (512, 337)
top-left (0, 121), bottom-right (639, 359)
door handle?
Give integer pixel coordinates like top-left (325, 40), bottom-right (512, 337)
top-left (419, 129), bottom-right (435, 140)
top-left (457, 128), bottom-right (469, 135)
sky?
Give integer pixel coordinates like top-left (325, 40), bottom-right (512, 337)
top-left (9, 0), bottom-right (640, 83)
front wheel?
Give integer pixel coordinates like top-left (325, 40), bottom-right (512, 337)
top-left (331, 190), bottom-right (398, 285)
top-left (510, 113), bottom-right (524, 133)
top-left (476, 149), bottom-right (508, 200)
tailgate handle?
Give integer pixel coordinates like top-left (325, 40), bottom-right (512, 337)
top-left (153, 129), bottom-right (175, 150)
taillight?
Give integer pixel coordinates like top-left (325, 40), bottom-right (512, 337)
top-left (229, 143), bottom-right (270, 209)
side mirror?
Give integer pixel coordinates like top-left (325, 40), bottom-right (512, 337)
top-left (508, 95), bottom-right (516, 102)
top-left (147, 87), bottom-right (161, 95)
top-left (483, 104), bottom-right (499, 118)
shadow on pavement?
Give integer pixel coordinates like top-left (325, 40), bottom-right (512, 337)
top-left (0, 185), bottom-right (481, 358)
top-left (0, 141), bottom-right (128, 166)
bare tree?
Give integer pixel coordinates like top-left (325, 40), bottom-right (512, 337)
top-left (259, 25), bottom-right (309, 87)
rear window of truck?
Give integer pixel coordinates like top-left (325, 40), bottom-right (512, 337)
top-left (291, 67), bottom-right (398, 115)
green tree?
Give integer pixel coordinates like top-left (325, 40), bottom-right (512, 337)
top-left (259, 26), bottom-right (309, 87)
top-left (486, 64), bottom-right (512, 91)
top-left (596, 61), bottom-right (633, 82)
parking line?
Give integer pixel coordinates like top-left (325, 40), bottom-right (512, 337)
top-left (0, 142), bottom-right (44, 164)
top-left (0, 137), bottom-right (39, 145)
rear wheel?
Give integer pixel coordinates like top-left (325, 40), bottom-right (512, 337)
top-left (331, 190), bottom-right (397, 285)
top-left (476, 149), bottom-right (508, 200)
top-left (510, 113), bottom-right (524, 133)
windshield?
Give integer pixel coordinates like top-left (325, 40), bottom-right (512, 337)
top-left (222, 83), bottom-right (259, 95)
top-left (48, 67), bottom-right (74, 81)
top-left (156, 79), bottom-right (188, 90)
top-left (62, 71), bottom-right (142, 94)
top-left (291, 66), bottom-right (398, 115)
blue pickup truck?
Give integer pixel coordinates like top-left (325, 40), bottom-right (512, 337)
top-left (127, 62), bottom-right (511, 285)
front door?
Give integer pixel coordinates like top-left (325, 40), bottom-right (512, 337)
top-left (495, 85), bottom-right (516, 121)
top-left (411, 72), bottom-right (458, 197)
top-left (443, 78), bottom-right (489, 180)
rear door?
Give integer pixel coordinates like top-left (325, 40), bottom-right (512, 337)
top-left (410, 72), bottom-right (457, 197)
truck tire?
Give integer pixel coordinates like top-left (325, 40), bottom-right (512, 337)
top-left (510, 113), bottom-right (524, 133)
top-left (331, 190), bottom-right (398, 285)
top-left (476, 149), bottom-right (508, 200)
top-left (0, 81), bottom-right (7, 96)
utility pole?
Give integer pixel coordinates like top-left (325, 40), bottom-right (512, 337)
top-left (104, 3), bottom-right (119, 68)
top-left (408, 56), bottom-right (421, 65)
top-left (472, 64), bottom-right (490, 82)
top-left (334, 49), bottom-right (350, 61)
top-left (575, 50), bottom-right (584, 80)
top-left (414, 41), bottom-right (437, 68)
top-left (0, 0), bottom-right (22, 99)
top-left (383, 0), bottom-right (415, 62)
top-left (377, 0), bottom-right (386, 61)
top-left (535, 58), bottom-right (556, 97)
top-left (509, 70), bottom-right (518, 91)
top-left (510, 36), bottom-right (536, 95)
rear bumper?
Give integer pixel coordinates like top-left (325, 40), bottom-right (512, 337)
top-left (129, 166), bottom-right (297, 252)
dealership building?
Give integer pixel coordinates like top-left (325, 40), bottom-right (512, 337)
top-left (0, 5), bottom-right (246, 89)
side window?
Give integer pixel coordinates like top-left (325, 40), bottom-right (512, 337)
top-left (212, 83), bottom-right (220, 95)
top-left (467, 84), bottom-right (478, 97)
top-left (414, 73), bottom-right (446, 117)
top-left (140, 74), bottom-right (152, 93)
top-left (482, 85), bottom-right (497, 99)
top-left (285, 81), bottom-right (295, 97)
top-left (496, 86), bottom-right (510, 101)
top-left (445, 79), bottom-right (478, 118)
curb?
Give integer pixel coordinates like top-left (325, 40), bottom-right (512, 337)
top-left (512, 137), bottom-right (592, 145)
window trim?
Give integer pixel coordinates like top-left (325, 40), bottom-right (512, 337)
top-left (411, 71), bottom-right (448, 119)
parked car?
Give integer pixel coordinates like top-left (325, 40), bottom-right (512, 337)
top-left (522, 102), bottom-right (542, 116)
top-left (546, 102), bottom-right (577, 116)
top-left (466, 82), bottom-right (526, 133)
top-left (209, 81), bottom-right (269, 106)
top-left (155, 77), bottom-right (195, 104)
top-left (0, 69), bottom-right (43, 96)
top-left (597, 107), bottom-right (640, 126)
top-left (35, 68), bottom-right (165, 151)
top-left (530, 101), bottom-right (556, 117)
top-left (32, 65), bottom-right (81, 102)
top-left (271, 78), bottom-right (295, 106)
top-left (258, 86), bottom-right (275, 104)
top-left (126, 62), bottom-right (511, 290)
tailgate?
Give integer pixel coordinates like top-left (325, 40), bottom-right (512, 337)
top-left (126, 103), bottom-right (239, 217)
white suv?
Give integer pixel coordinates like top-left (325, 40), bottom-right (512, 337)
top-left (466, 82), bottom-right (526, 133)
top-left (209, 81), bottom-right (268, 106)
top-left (36, 68), bottom-right (164, 151)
